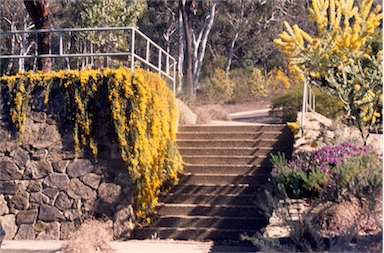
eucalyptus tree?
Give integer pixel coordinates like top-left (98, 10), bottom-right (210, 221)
top-left (178, 0), bottom-right (217, 97)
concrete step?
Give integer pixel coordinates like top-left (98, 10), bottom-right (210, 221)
top-left (177, 139), bottom-right (292, 148)
top-left (178, 174), bottom-right (269, 185)
top-left (167, 184), bottom-right (265, 195)
top-left (159, 193), bottom-right (259, 206)
top-left (151, 216), bottom-right (268, 230)
top-left (177, 131), bottom-right (290, 140)
top-left (178, 125), bottom-right (289, 133)
top-left (133, 227), bottom-right (260, 241)
top-left (178, 147), bottom-right (291, 156)
top-left (182, 155), bottom-right (271, 166)
top-left (183, 164), bottom-right (271, 175)
top-left (156, 203), bottom-right (265, 218)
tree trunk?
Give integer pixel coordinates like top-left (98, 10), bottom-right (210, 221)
top-left (179, 0), bottom-right (194, 99)
top-left (24, 0), bottom-right (51, 72)
top-left (224, 1), bottom-right (245, 74)
top-left (224, 31), bottom-right (238, 74)
top-left (177, 6), bottom-right (185, 92)
top-left (193, 3), bottom-right (216, 90)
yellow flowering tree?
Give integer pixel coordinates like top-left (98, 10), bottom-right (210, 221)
top-left (274, 0), bottom-right (383, 144)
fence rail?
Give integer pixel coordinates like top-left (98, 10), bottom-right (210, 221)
top-left (301, 80), bottom-right (316, 132)
top-left (0, 27), bottom-right (176, 93)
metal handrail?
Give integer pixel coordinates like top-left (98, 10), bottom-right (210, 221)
top-left (0, 27), bottom-right (176, 93)
top-left (300, 80), bottom-right (315, 133)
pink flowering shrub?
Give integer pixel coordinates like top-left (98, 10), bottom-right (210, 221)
top-left (271, 143), bottom-right (382, 201)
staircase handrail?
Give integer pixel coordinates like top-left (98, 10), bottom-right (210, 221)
top-left (0, 27), bottom-right (176, 93)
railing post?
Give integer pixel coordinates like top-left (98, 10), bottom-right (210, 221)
top-left (301, 80), bottom-right (308, 135)
top-left (166, 55), bottom-right (169, 75)
top-left (158, 50), bottom-right (162, 76)
top-left (131, 28), bottom-right (135, 74)
top-left (104, 56), bottom-right (108, 68)
top-left (146, 40), bottom-right (150, 62)
top-left (313, 93), bottom-right (315, 112)
top-left (173, 59), bottom-right (176, 94)
top-left (59, 31), bottom-right (63, 56)
top-left (0, 31), bottom-right (2, 76)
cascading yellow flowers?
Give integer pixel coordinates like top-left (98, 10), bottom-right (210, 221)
top-left (0, 67), bottom-right (183, 222)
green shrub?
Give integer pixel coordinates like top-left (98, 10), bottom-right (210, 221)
top-left (230, 67), bottom-right (268, 103)
top-left (200, 67), bottom-right (269, 104)
top-left (202, 68), bottom-right (236, 103)
top-left (270, 84), bottom-right (344, 122)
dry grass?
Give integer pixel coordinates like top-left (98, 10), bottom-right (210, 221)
top-left (176, 98), bottom-right (197, 126)
top-left (61, 219), bottom-right (116, 253)
top-left (193, 104), bottom-right (230, 124)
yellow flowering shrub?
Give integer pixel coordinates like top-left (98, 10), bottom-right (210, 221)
top-left (1, 67), bottom-right (183, 222)
top-left (204, 68), bottom-right (236, 102)
top-left (267, 67), bottom-right (293, 90)
top-left (274, 0), bottom-right (383, 144)
top-left (287, 121), bottom-right (300, 136)
top-left (246, 68), bottom-right (268, 96)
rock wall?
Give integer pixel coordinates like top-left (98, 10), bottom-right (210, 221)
top-left (0, 85), bottom-right (135, 240)
top-left (295, 112), bottom-right (383, 156)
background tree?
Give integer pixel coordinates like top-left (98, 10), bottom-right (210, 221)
top-left (218, 0), bottom-right (279, 74)
top-left (201, 0), bottom-right (314, 77)
top-left (137, 0), bottom-right (178, 54)
top-left (178, 0), bottom-right (217, 98)
top-left (0, 0), bottom-right (34, 74)
top-left (80, 0), bottom-right (145, 28)
top-left (79, 0), bottom-right (146, 54)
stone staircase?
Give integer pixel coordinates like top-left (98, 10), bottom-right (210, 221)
top-left (133, 124), bottom-right (293, 242)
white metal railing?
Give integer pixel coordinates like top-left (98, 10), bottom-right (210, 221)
top-left (301, 80), bottom-right (316, 132)
top-left (0, 27), bottom-right (176, 93)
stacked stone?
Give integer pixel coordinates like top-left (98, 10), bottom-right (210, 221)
top-left (0, 104), bottom-right (135, 240)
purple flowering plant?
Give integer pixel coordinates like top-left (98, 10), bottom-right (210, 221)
top-left (270, 142), bottom-right (381, 200)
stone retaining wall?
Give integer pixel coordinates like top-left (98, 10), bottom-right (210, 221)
top-left (0, 85), bottom-right (135, 240)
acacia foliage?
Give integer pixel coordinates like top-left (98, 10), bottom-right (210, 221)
top-left (274, 0), bottom-right (383, 143)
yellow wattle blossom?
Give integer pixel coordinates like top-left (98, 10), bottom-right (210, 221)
top-left (310, 71), bottom-right (321, 79)
top-left (275, 0), bottom-right (382, 143)
top-left (267, 68), bottom-right (292, 89)
top-left (293, 25), bottom-right (304, 46)
top-left (287, 121), bottom-right (300, 135)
